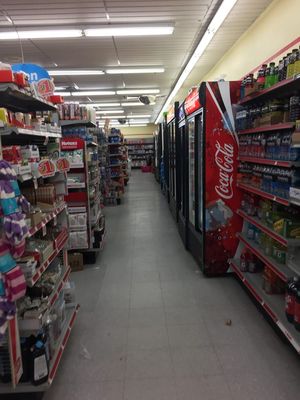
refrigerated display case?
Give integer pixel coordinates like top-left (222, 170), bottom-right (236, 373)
top-left (166, 102), bottom-right (179, 221)
top-left (177, 102), bottom-right (188, 247)
top-left (184, 81), bottom-right (243, 275)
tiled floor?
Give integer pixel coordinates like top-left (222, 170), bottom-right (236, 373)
top-left (44, 171), bottom-right (300, 400)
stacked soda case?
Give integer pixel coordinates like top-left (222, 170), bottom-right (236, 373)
top-left (236, 98), bottom-right (300, 131)
top-left (239, 130), bottom-right (300, 161)
top-left (238, 162), bottom-right (300, 199)
top-left (240, 45), bottom-right (300, 99)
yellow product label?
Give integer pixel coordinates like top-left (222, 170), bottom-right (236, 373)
top-left (0, 108), bottom-right (9, 124)
top-left (273, 218), bottom-right (284, 233)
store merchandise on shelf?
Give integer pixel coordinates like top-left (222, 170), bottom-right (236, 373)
top-left (127, 138), bottom-right (154, 169)
top-left (97, 129), bottom-right (110, 206)
top-left (106, 128), bottom-right (127, 205)
top-left (232, 70), bottom-right (300, 353)
top-left (240, 45), bottom-right (300, 100)
top-left (0, 64), bottom-right (79, 391)
top-left (61, 120), bottom-right (105, 258)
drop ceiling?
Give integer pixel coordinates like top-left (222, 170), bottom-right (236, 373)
top-left (0, 0), bottom-right (273, 123)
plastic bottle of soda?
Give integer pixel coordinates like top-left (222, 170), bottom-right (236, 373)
top-left (294, 288), bottom-right (300, 331)
top-left (285, 277), bottom-right (299, 323)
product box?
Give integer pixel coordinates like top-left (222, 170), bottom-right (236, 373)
top-left (244, 82), bottom-right (260, 97)
top-left (274, 218), bottom-right (300, 238)
top-left (69, 253), bottom-right (83, 272)
top-left (257, 111), bottom-right (284, 126)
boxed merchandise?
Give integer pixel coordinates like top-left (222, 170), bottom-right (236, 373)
top-left (69, 253), bottom-right (83, 271)
top-left (63, 281), bottom-right (76, 306)
top-left (273, 218), bottom-right (300, 238)
top-left (20, 145), bottom-right (40, 162)
top-left (68, 213), bottom-right (87, 229)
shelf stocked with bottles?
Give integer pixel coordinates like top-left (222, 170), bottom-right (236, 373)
top-left (233, 68), bottom-right (300, 355)
top-left (127, 139), bottom-right (154, 168)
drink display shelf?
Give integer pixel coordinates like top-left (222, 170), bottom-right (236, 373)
top-left (237, 122), bottom-right (295, 135)
top-left (237, 233), bottom-right (296, 282)
top-left (230, 259), bottom-right (300, 354)
top-left (237, 209), bottom-right (300, 247)
top-left (239, 75), bottom-right (300, 105)
top-left (238, 156), bottom-right (299, 168)
top-left (237, 182), bottom-right (290, 206)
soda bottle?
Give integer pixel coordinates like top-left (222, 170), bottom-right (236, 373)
top-left (278, 59), bottom-right (284, 81)
top-left (282, 53), bottom-right (291, 80)
top-left (240, 249), bottom-right (249, 272)
top-left (294, 288), bottom-right (300, 331)
top-left (287, 49), bottom-right (298, 78)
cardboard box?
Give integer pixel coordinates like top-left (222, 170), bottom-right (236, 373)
top-left (69, 253), bottom-right (84, 272)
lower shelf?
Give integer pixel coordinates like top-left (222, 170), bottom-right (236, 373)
top-left (0, 304), bottom-right (79, 393)
top-left (230, 259), bottom-right (300, 354)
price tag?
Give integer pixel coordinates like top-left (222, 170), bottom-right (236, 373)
top-left (42, 224), bottom-right (47, 236)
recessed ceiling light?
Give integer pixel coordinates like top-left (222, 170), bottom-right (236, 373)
top-left (106, 67), bottom-right (165, 74)
top-left (0, 29), bottom-right (83, 40)
top-left (117, 89), bottom-right (160, 95)
top-left (48, 69), bottom-right (104, 76)
top-left (84, 26), bottom-right (174, 37)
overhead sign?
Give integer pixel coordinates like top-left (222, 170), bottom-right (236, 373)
top-left (12, 63), bottom-right (55, 98)
top-left (184, 87), bottom-right (201, 116)
top-left (166, 105), bottom-right (175, 124)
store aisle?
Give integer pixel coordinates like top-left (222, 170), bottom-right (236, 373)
top-left (45, 171), bottom-right (300, 400)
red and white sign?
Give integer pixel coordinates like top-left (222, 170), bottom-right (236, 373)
top-left (56, 158), bottom-right (70, 172)
top-left (184, 87), bottom-right (201, 116)
top-left (38, 159), bottom-right (56, 177)
top-left (214, 141), bottom-right (234, 200)
top-left (61, 138), bottom-right (85, 150)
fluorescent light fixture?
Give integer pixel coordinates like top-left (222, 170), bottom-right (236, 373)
top-left (117, 89), bottom-right (160, 95)
top-left (128, 119), bottom-right (150, 124)
top-left (127, 124), bottom-right (148, 127)
top-left (48, 69), bottom-right (104, 76)
top-left (127, 114), bottom-right (151, 118)
top-left (54, 86), bottom-right (66, 91)
top-left (0, 29), bottom-right (82, 40)
top-left (121, 102), bottom-right (155, 106)
top-left (96, 110), bottom-right (124, 114)
top-left (97, 116), bottom-right (125, 120)
top-left (106, 67), bottom-right (164, 74)
top-left (81, 102), bottom-right (121, 107)
top-left (122, 102), bottom-right (144, 107)
top-left (53, 91), bottom-right (70, 96)
top-left (84, 26), bottom-right (174, 37)
top-left (70, 90), bottom-right (115, 96)
top-left (155, 0), bottom-right (238, 124)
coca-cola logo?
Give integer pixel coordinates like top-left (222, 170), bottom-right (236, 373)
top-left (215, 140), bottom-right (234, 200)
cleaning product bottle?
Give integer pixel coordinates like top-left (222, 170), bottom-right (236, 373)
top-left (30, 340), bottom-right (49, 386)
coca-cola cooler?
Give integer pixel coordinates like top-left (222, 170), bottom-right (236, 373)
top-left (183, 81), bottom-right (243, 275)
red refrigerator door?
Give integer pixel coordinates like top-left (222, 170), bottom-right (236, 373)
top-left (203, 81), bottom-right (243, 274)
